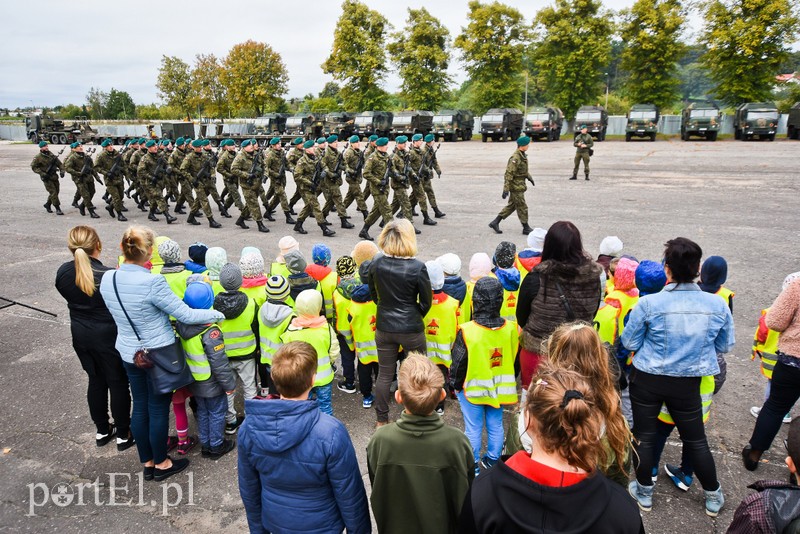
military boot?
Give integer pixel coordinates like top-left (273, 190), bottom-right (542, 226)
top-left (293, 220), bottom-right (308, 235)
top-left (103, 192), bottom-right (111, 204)
top-left (263, 209), bottom-right (276, 222)
top-left (78, 202), bottom-right (86, 216)
top-left (120, 204), bottom-right (128, 212)
top-left (88, 208), bottom-right (101, 219)
top-left (223, 197), bottom-right (233, 210)
top-left (411, 208), bottom-right (419, 217)
top-left (360, 209), bottom-right (369, 220)
top-left (569, 175), bottom-right (577, 180)
top-left (585, 173), bottom-right (590, 181)
top-left (117, 211), bottom-right (128, 222)
top-left (359, 225), bottom-right (373, 241)
top-left (148, 207), bottom-right (159, 222)
top-left (488, 216), bottom-right (502, 234)
top-left (413, 225), bottom-right (421, 235)
top-left (288, 203), bottom-right (297, 215)
top-left (522, 223), bottom-right (533, 235)
top-left (257, 220), bottom-right (270, 233)
top-left (43, 201), bottom-right (52, 213)
top-left (174, 203), bottom-right (186, 214)
top-left (422, 212), bottom-right (437, 226)
top-left (284, 211), bottom-right (296, 225)
top-left (217, 203), bottom-right (231, 218)
top-left (105, 205), bottom-right (115, 218)
top-left (321, 224), bottom-right (336, 237)
top-left (208, 217), bottom-right (222, 229)
top-left (72, 197), bottom-right (80, 209)
top-left (235, 216), bottom-right (249, 229)
top-left (164, 210), bottom-right (177, 224)
top-left (433, 206), bottom-right (446, 218)
top-left (186, 211), bottom-right (201, 226)
top-left (55, 206), bottom-right (64, 215)
top-left (341, 217), bottom-right (354, 229)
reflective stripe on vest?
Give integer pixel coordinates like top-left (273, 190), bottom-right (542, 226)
top-left (752, 308), bottom-right (779, 380)
top-left (280, 326), bottom-right (334, 387)
top-left (320, 272), bottom-right (337, 321)
top-left (332, 289), bottom-right (353, 350)
top-left (258, 311), bottom-right (294, 365)
top-left (423, 295), bottom-right (459, 367)
top-left (219, 299), bottom-right (257, 357)
top-left (461, 321), bottom-right (519, 408)
top-left (658, 375), bottom-right (715, 424)
top-left (349, 300), bottom-right (378, 364)
top-left (180, 326), bottom-right (214, 381)
top-left (501, 289), bottom-right (519, 324)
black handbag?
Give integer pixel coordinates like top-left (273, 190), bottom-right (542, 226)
top-left (113, 273), bottom-right (194, 394)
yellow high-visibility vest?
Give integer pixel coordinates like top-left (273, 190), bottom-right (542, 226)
top-left (219, 298), bottom-right (257, 358)
top-left (319, 271), bottom-right (338, 321)
top-left (752, 308), bottom-right (779, 379)
top-left (180, 326), bottom-right (214, 381)
top-left (270, 262), bottom-right (290, 279)
top-left (280, 325), bottom-right (334, 387)
top-left (348, 300), bottom-right (378, 365)
top-left (501, 289), bottom-right (519, 324)
top-left (241, 284), bottom-right (266, 307)
top-left (593, 291), bottom-right (638, 345)
top-left (716, 286), bottom-right (735, 309)
top-left (461, 320), bottom-right (519, 408)
top-left (658, 375), bottom-right (715, 424)
top-left (162, 270), bottom-right (192, 299)
top-left (423, 295), bottom-right (459, 368)
top-left (332, 288), bottom-right (353, 351)
top-left (258, 310), bottom-right (294, 365)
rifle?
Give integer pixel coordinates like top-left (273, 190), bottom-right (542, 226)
top-left (311, 157), bottom-right (323, 193)
top-left (379, 150), bottom-right (394, 193)
top-left (277, 149), bottom-right (288, 185)
top-left (197, 146), bottom-right (220, 185)
top-left (348, 147), bottom-right (366, 182)
top-left (248, 143), bottom-right (264, 185)
top-left (527, 174), bottom-right (536, 187)
top-left (331, 143), bottom-right (346, 180)
top-left (417, 143), bottom-right (441, 179)
top-left (151, 153), bottom-right (172, 186)
top-left (80, 148), bottom-right (102, 184)
top-left (400, 151), bottom-right (412, 186)
top-left (44, 148), bottom-right (66, 179)
top-left (107, 147), bottom-right (128, 181)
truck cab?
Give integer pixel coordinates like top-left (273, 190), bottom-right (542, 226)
top-left (480, 108), bottom-right (523, 142)
top-left (734, 102), bottom-right (779, 141)
top-left (788, 102), bottom-right (800, 140)
top-left (680, 102), bottom-right (721, 141)
top-left (433, 109), bottom-right (474, 142)
top-left (625, 104), bottom-right (659, 142)
top-left (323, 112), bottom-right (355, 139)
top-left (524, 106), bottom-right (563, 142)
top-left (352, 111), bottom-right (393, 138)
top-left (389, 111), bottom-right (433, 139)
top-left (574, 106), bottom-right (608, 141)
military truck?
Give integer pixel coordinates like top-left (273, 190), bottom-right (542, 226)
top-left (253, 113), bottom-right (290, 135)
top-left (625, 104), bottom-right (659, 142)
top-left (352, 111), bottom-right (393, 138)
top-left (788, 102), bottom-right (800, 140)
top-left (574, 106), bottom-right (608, 141)
top-left (432, 109), bottom-right (474, 141)
top-left (284, 113), bottom-right (322, 139)
top-left (160, 121), bottom-right (195, 141)
top-left (389, 110), bottom-right (434, 139)
top-left (323, 111), bottom-right (355, 139)
top-left (523, 106), bottom-right (563, 142)
top-left (734, 102), bottom-right (779, 141)
top-left (680, 102), bottom-right (721, 141)
top-left (480, 108), bottom-right (523, 142)
top-left (26, 114), bottom-right (100, 145)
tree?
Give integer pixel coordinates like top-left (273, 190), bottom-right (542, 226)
top-left (700, 0), bottom-right (799, 105)
top-left (191, 53), bottom-right (229, 117)
top-left (454, 1), bottom-right (528, 114)
top-left (156, 55), bottom-right (193, 117)
top-left (85, 87), bottom-right (108, 119)
top-left (532, 0), bottom-right (613, 121)
top-left (319, 82), bottom-right (342, 100)
top-left (388, 7), bottom-right (453, 110)
top-left (322, 0), bottom-right (390, 110)
top-left (105, 88), bottom-right (136, 120)
top-left (222, 40), bottom-right (288, 116)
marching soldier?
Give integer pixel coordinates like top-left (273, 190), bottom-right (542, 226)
top-left (181, 139), bottom-right (223, 228)
top-left (128, 137), bottom-right (148, 210)
top-left (361, 134), bottom-right (379, 204)
top-left (342, 135), bottom-right (369, 219)
top-left (388, 136), bottom-right (420, 234)
top-left (30, 140), bottom-right (65, 215)
top-left (169, 137), bottom-right (194, 214)
top-left (571, 124), bottom-right (593, 181)
top-left (320, 135), bottom-right (354, 229)
top-left (137, 140), bottom-right (176, 224)
top-left (285, 136), bottom-right (304, 215)
top-left (230, 139), bottom-right (268, 233)
top-left (407, 133), bottom-right (436, 226)
top-left (201, 140), bottom-right (230, 217)
top-left (264, 137), bottom-right (295, 225)
top-left (421, 133), bottom-right (445, 218)
top-left (292, 139), bottom-right (335, 237)
top-left (64, 142), bottom-right (101, 218)
top-left (93, 138), bottom-right (128, 221)
top-left (489, 135), bottom-right (534, 235)
top-left (358, 137), bottom-right (393, 241)
top-left (218, 139), bottom-right (248, 219)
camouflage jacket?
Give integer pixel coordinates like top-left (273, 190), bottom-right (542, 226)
top-left (286, 147), bottom-right (303, 173)
top-left (408, 147), bottom-right (424, 183)
top-left (180, 150), bottom-right (207, 184)
top-left (216, 149), bottom-right (236, 181)
top-left (503, 149), bottom-right (529, 193)
top-left (422, 144), bottom-right (441, 177)
top-left (94, 149), bottom-right (125, 180)
top-left (31, 151), bottom-right (64, 178)
top-left (362, 150), bottom-right (389, 191)
top-left (264, 148), bottom-right (285, 182)
top-left (138, 151), bottom-right (168, 183)
top-left (129, 149), bottom-right (146, 175)
top-left (168, 148), bottom-right (188, 181)
top-left (364, 144), bottom-right (376, 159)
top-left (230, 149), bottom-right (260, 190)
top-left (343, 147), bottom-right (363, 183)
top-left (64, 152), bottom-right (98, 180)
top-left (293, 152), bottom-right (318, 192)
top-left (390, 150), bottom-right (411, 190)
top-left (322, 146), bottom-right (343, 185)
top-left (574, 133), bottom-right (594, 153)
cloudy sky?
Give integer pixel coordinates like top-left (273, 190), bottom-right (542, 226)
top-left (3, 0), bottom-right (705, 110)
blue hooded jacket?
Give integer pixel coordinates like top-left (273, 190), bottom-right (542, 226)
top-left (494, 267), bottom-right (521, 292)
top-left (442, 275), bottom-right (467, 304)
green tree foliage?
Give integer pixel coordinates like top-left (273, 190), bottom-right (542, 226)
top-left (454, 1), bottom-right (528, 114)
top-left (54, 104), bottom-right (83, 120)
top-left (620, 0), bottom-right (686, 109)
top-left (222, 40), bottom-right (289, 116)
top-left (388, 7), bottom-right (452, 110)
top-left (700, 0), bottom-right (799, 104)
top-left (156, 56), bottom-right (193, 117)
top-left (191, 53), bottom-right (229, 117)
top-left (319, 82), bottom-right (342, 100)
top-left (533, 0), bottom-right (613, 121)
top-left (323, 0), bottom-right (390, 110)
top-left (85, 87), bottom-right (108, 119)
top-left (105, 88), bottom-right (136, 120)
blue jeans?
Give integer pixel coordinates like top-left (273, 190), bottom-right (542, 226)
top-left (196, 395), bottom-right (227, 448)
top-left (457, 391), bottom-right (504, 464)
top-left (123, 361), bottom-right (172, 464)
top-left (310, 383), bottom-right (333, 416)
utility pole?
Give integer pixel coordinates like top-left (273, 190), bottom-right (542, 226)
top-left (604, 72), bottom-right (610, 108)
top-left (524, 72), bottom-right (529, 116)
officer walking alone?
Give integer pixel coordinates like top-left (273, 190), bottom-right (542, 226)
top-left (571, 125), bottom-right (593, 181)
top-left (489, 136), bottom-right (534, 235)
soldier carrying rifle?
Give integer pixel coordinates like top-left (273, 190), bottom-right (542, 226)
top-left (93, 138), bottom-right (129, 221)
top-left (291, 139), bottom-right (335, 237)
top-left (30, 140), bottom-right (65, 215)
top-left (230, 139), bottom-right (268, 233)
top-left (388, 136), bottom-right (421, 235)
top-left (264, 137), bottom-right (295, 225)
top-left (358, 137), bottom-right (393, 241)
top-left (342, 135), bottom-right (369, 220)
top-left (137, 140), bottom-right (177, 224)
top-left (64, 142), bottom-right (102, 218)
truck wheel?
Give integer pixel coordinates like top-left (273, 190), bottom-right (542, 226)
top-left (734, 129), bottom-right (741, 140)
top-left (769, 134), bottom-right (775, 142)
top-left (59, 134), bottom-right (68, 144)
top-left (482, 134), bottom-right (487, 143)
top-left (51, 134), bottom-right (60, 144)
top-left (625, 133), bottom-right (631, 142)
top-left (789, 126), bottom-right (795, 140)
top-left (650, 133), bottom-right (656, 142)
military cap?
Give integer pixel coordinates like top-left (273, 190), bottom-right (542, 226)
top-left (144, 140), bottom-right (156, 148)
top-left (349, 135), bottom-right (360, 144)
top-left (326, 134), bottom-right (338, 143)
top-left (424, 134), bottom-right (435, 143)
top-left (412, 133), bottom-right (423, 142)
top-left (376, 137), bottom-right (389, 147)
top-left (368, 134), bottom-right (379, 142)
top-left (241, 139), bottom-right (252, 147)
top-left (303, 139), bottom-right (315, 149)
top-left (191, 139), bottom-right (203, 148)
top-left (99, 138), bottom-right (111, 147)
top-left (395, 135), bottom-right (408, 144)
top-left (184, 138), bottom-right (193, 144)
top-left (516, 135), bottom-right (531, 147)
top-left (175, 137), bottom-right (185, 146)
top-left (292, 137), bottom-right (304, 145)
top-left (220, 139), bottom-right (232, 147)
top-left (580, 124), bottom-right (587, 130)
top-left (201, 139), bottom-right (210, 146)
top-left (269, 137), bottom-right (281, 146)
top-left (38, 141), bottom-right (48, 148)
top-left (250, 138), bottom-right (257, 145)
top-left (138, 137), bottom-right (147, 144)
top-left (161, 139), bottom-right (171, 147)
top-left (70, 141), bottom-right (82, 149)
top-left (124, 139), bottom-right (132, 146)
top-left (315, 137), bottom-right (326, 145)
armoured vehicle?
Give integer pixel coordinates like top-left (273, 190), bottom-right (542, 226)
top-left (523, 106), bottom-right (563, 142)
top-left (625, 104), bottom-right (659, 142)
top-left (253, 113), bottom-right (290, 135)
top-left (480, 108), bottom-right (523, 142)
top-left (389, 110), bottom-right (434, 139)
top-left (26, 114), bottom-right (100, 145)
top-left (574, 105), bottom-right (608, 141)
top-left (680, 102), bottom-right (721, 141)
top-left (160, 122), bottom-right (195, 141)
top-left (432, 109), bottom-right (474, 141)
top-left (788, 102), bottom-right (800, 140)
top-left (352, 111), bottom-right (393, 138)
top-left (734, 102), bottom-right (779, 141)
top-left (285, 113), bottom-right (322, 138)
top-left (323, 112), bottom-right (355, 139)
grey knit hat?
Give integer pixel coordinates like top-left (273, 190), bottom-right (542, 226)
top-left (158, 239), bottom-right (181, 264)
top-left (265, 275), bottom-right (290, 301)
top-left (219, 263), bottom-right (243, 291)
top-left (284, 250), bottom-right (307, 275)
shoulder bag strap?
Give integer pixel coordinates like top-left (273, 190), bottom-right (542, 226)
top-left (554, 281), bottom-right (576, 322)
top-left (113, 272), bottom-right (142, 343)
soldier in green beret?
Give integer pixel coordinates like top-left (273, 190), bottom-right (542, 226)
top-left (168, 137), bottom-right (194, 214)
top-left (388, 137), bottom-right (420, 234)
top-left (264, 138), bottom-right (295, 225)
top-left (230, 140), bottom-right (268, 232)
top-left (285, 137), bottom-right (305, 215)
top-left (199, 140), bottom-right (230, 218)
top-left (94, 139), bottom-right (128, 221)
top-left (218, 139), bottom-right (249, 221)
top-left (30, 141), bottom-right (65, 215)
top-left (407, 134), bottom-right (437, 226)
top-left (128, 138), bottom-right (149, 210)
top-left (489, 136), bottom-right (534, 235)
top-left (292, 140), bottom-right (335, 237)
top-left (122, 138), bottom-right (139, 203)
top-left (181, 139), bottom-right (223, 228)
top-left (358, 137), bottom-right (394, 241)
top-left (571, 125), bottom-right (593, 180)
top-left (64, 143), bottom-right (101, 218)
top-left (137, 140), bottom-right (177, 224)
top-left (342, 135), bottom-right (368, 219)
top-left (421, 134), bottom-right (445, 218)
top-left (320, 135), bottom-right (353, 229)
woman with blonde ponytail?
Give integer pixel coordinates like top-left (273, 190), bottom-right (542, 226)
top-left (56, 225), bottom-right (133, 451)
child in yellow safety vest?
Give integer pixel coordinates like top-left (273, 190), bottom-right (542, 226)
top-left (437, 253), bottom-right (468, 309)
top-left (280, 289), bottom-right (340, 415)
top-left (492, 241), bottom-right (521, 326)
top-left (214, 263), bottom-right (260, 435)
top-left (597, 236), bottom-right (623, 296)
top-left (257, 275), bottom-right (295, 397)
top-left (184, 242), bottom-right (209, 275)
top-left (239, 248), bottom-right (267, 307)
top-left (461, 252), bottom-right (494, 324)
top-left (158, 239), bottom-right (192, 300)
top-left (332, 256), bottom-right (359, 395)
top-left (347, 261), bottom-right (380, 409)
top-left (205, 246), bottom-right (228, 295)
top-left (177, 281), bottom-right (236, 459)
top-left (450, 277), bottom-right (519, 475)
top-left (269, 235), bottom-right (300, 279)
top-left (307, 243), bottom-right (337, 322)
top-left (423, 261), bottom-right (460, 415)
top-left (593, 256), bottom-right (640, 371)
top-left (515, 227), bottom-right (546, 282)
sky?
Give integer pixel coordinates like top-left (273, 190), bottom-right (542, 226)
top-left (2, 0), bottom-right (704, 110)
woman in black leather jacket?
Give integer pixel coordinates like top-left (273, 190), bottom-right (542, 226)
top-left (368, 219), bottom-right (432, 425)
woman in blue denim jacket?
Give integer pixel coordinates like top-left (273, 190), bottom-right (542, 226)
top-left (621, 238), bottom-right (734, 518)
top-left (99, 225), bottom-right (224, 482)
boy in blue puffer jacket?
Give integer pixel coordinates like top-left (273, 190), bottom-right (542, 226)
top-left (492, 241), bottom-right (521, 325)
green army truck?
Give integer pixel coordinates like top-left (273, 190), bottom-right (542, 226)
top-left (523, 106), bottom-right (563, 142)
top-left (681, 102), bottom-right (721, 141)
top-left (352, 111), bottom-right (393, 139)
top-left (323, 112), bottom-right (355, 139)
top-left (389, 110), bottom-right (434, 139)
top-left (253, 113), bottom-right (290, 135)
top-left (432, 109), bottom-right (474, 142)
top-left (161, 121), bottom-right (195, 141)
top-left (574, 105), bottom-right (608, 141)
top-left (26, 114), bottom-right (100, 145)
top-left (734, 102), bottom-right (778, 141)
top-left (788, 102), bottom-right (800, 140)
top-left (625, 104), bottom-right (659, 142)
top-left (480, 108), bottom-right (523, 142)
top-left (284, 113), bottom-right (321, 139)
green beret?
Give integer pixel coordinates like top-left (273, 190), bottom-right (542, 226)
top-left (424, 134), bottom-right (435, 143)
top-left (349, 135), bottom-right (360, 144)
top-left (124, 139), bottom-right (132, 146)
top-left (269, 137), bottom-right (281, 146)
top-left (144, 140), bottom-right (156, 148)
top-left (516, 135), bottom-right (531, 147)
top-left (161, 139), bottom-right (171, 146)
top-left (175, 137), bottom-right (185, 146)
top-left (100, 138), bottom-right (112, 147)
top-left (368, 135), bottom-right (379, 142)
top-left (412, 134), bottom-right (423, 142)
top-left (223, 139), bottom-right (235, 147)
top-left (376, 137), bottom-right (389, 147)
top-left (250, 138), bottom-right (257, 145)
top-left (184, 138), bottom-right (193, 144)
top-left (191, 139), bottom-right (203, 148)
top-left (201, 139), bottom-right (210, 146)
top-left (395, 135), bottom-right (408, 144)
top-left (38, 141), bottom-right (48, 148)
top-left (326, 134), bottom-right (338, 144)
top-left (303, 139), bottom-right (316, 149)
top-left (316, 137), bottom-right (326, 145)
top-left (292, 137), bottom-right (304, 145)
top-left (580, 124), bottom-right (587, 129)
top-left (138, 137), bottom-right (147, 144)
top-left (70, 142), bottom-right (81, 149)
top-left (241, 139), bottom-right (252, 148)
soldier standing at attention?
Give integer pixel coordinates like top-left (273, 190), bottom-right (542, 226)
top-left (358, 137), bottom-right (393, 241)
top-left (421, 134), bottom-right (445, 218)
top-left (389, 136), bottom-right (420, 234)
top-left (342, 135), bottom-right (369, 220)
top-left (169, 137), bottom-right (193, 214)
top-left (293, 139), bottom-right (336, 237)
top-left (571, 125), bottom-right (593, 181)
top-left (286, 137), bottom-right (304, 215)
top-left (182, 139), bottom-right (222, 228)
top-left (264, 137), bottom-right (295, 225)
top-left (408, 134), bottom-right (437, 227)
top-left (138, 140), bottom-right (177, 224)
top-left (321, 135), bottom-right (354, 230)
top-left (218, 139), bottom-right (248, 220)
top-left (489, 135), bottom-right (534, 235)
top-left (93, 138), bottom-right (128, 221)
top-left (64, 142), bottom-right (101, 219)
top-left (30, 140), bottom-right (65, 215)
top-left (230, 139), bottom-right (268, 233)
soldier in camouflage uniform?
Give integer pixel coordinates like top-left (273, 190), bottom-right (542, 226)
top-left (362, 134), bottom-right (379, 203)
top-left (180, 140), bottom-right (222, 228)
top-left (137, 140), bottom-right (176, 224)
top-left (64, 142), bottom-right (101, 218)
top-left (571, 125), bottom-right (593, 181)
top-left (388, 136), bottom-right (420, 234)
top-left (93, 138), bottom-right (128, 221)
top-left (420, 133), bottom-right (445, 218)
top-left (292, 140), bottom-right (335, 237)
top-left (230, 139), bottom-right (268, 233)
top-left (320, 135), bottom-right (354, 229)
top-left (168, 137), bottom-right (195, 214)
top-left (342, 135), bottom-right (369, 219)
top-left (285, 137), bottom-right (304, 215)
top-left (201, 140), bottom-right (230, 218)
top-left (358, 137), bottom-right (393, 241)
top-left (218, 139), bottom-right (248, 219)
top-left (407, 134), bottom-right (437, 226)
top-left (264, 137), bottom-right (295, 225)
top-left (122, 138), bottom-right (137, 199)
top-left (489, 136), bottom-right (534, 235)
top-left (128, 138), bottom-right (148, 211)
top-left (30, 140), bottom-right (65, 215)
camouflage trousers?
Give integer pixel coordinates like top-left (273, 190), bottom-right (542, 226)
top-left (573, 152), bottom-right (590, 176)
top-left (266, 180), bottom-right (290, 212)
top-left (321, 180), bottom-right (347, 217)
top-left (222, 178), bottom-right (246, 212)
top-left (165, 173), bottom-right (179, 201)
top-left (104, 178), bottom-right (125, 211)
top-left (145, 180), bottom-right (168, 212)
top-left (390, 186), bottom-right (413, 219)
top-left (71, 175), bottom-right (95, 209)
top-left (297, 188), bottom-right (326, 225)
top-left (342, 179), bottom-right (368, 212)
top-left (364, 185), bottom-right (393, 227)
top-left (190, 183), bottom-right (215, 218)
top-left (408, 180), bottom-right (428, 213)
top-left (42, 177), bottom-right (61, 207)
top-left (204, 179), bottom-right (222, 205)
top-left (176, 177), bottom-right (195, 207)
top-left (241, 185), bottom-right (263, 222)
top-left (497, 191), bottom-right (528, 224)
top-left (422, 178), bottom-right (439, 210)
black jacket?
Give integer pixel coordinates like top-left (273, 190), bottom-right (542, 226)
top-left (368, 255), bottom-right (432, 333)
top-left (175, 322), bottom-right (236, 398)
top-left (55, 257), bottom-right (116, 325)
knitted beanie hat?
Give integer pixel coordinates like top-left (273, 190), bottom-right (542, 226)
top-left (436, 253), bottom-right (461, 277)
top-left (351, 240), bottom-right (379, 266)
top-left (784, 271), bottom-right (800, 291)
top-left (186, 274), bottom-right (210, 286)
top-left (613, 257), bottom-right (639, 292)
top-left (469, 253), bottom-right (493, 281)
top-left (336, 256), bottom-right (357, 278)
top-left (219, 263), bottom-right (243, 291)
top-left (188, 242), bottom-right (208, 264)
top-left (205, 247), bottom-right (228, 279)
top-left (158, 239), bottom-right (181, 264)
top-left (312, 243), bottom-right (332, 266)
top-left (284, 250), bottom-right (307, 275)
top-left (265, 275), bottom-right (291, 301)
top-left (494, 241), bottom-right (517, 269)
top-left (527, 228), bottom-right (547, 252)
top-left (277, 236), bottom-right (300, 261)
top-left (240, 253), bottom-right (265, 279)
top-left (295, 289), bottom-right (322, 317)
top-left (425, 261), bottom-right (445, 291)
top-left (184, 282), bottom-right (214, 310)
top-left (599, 236), bottom-right (624, 257)
top-left (241, 246), bottom-right (262, 260)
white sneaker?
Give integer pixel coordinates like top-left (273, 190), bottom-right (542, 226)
top-left (750, 406), bottom-right (761, 418)
top-left (784, 414), bottom-right (793, 424)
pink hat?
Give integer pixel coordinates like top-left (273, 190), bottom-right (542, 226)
top-left (276, 236), bottom-right (300, 262)
top-left (469, 253), bottom-right (493, 282)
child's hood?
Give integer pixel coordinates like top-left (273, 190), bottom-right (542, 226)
top-left (495, 267), bottom-right (521, 292)
top-left (243, 398), bottom-right (320, 453)
top-left (214, 291), bottom-right (250, 319)
top-left (350, 283), bottom-right (372, 303)
top-left (306, 263), bottom-right (332, 282)
top-left (259, 301), bottom-right (294, 328)
top-left (176, 321), bottom-right (211, 340)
